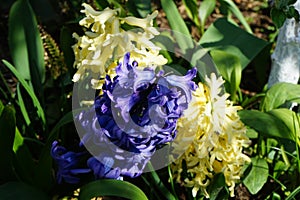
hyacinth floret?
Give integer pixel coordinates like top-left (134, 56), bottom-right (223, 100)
top-left (52, 53), bottom-right (197, 182)
top-left (51, 141), bottom-right (91, 184)
top-left (171, 73), bottom-right (251, 198)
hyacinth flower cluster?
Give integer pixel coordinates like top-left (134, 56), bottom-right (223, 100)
top-left (171, 74), bottom-right (251, 198)
top-left (51, 53), bottom-right (197, 183)
top-left (72, 3), bottom-right (167, 88)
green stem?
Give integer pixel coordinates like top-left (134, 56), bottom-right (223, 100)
top-left (146, 162), bottom-right (176, 200)
top-left (168, 165), bottom-right (179, 200)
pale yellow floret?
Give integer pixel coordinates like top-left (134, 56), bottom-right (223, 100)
top-left (72, 3), bottom-right (167, 88)
top-left (172, 73), bottom-right (251, 198)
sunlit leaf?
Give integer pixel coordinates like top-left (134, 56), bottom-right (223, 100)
top-left (2, 60), bottom-right (46, 126)
top-left (199, 18), bottom-right (268, 69)
top-left (261, 82), bottom-right (300, 111)
top-left (161, 0), bottom-right (194, 54)
top-left (79, 179), bottom-right (148, 200)
top-left (268, 108), bottom-right (300, 139)
top-left (183, 0), bottom-right (200, 27)
top-left (238, 110), bottom-right (293, 140)
top-left (199, 0), bottom-right (216, 34)
top-left (210, 49), bottom-right (241, 101)
top-left (243, 157), bottom-right (269, 195)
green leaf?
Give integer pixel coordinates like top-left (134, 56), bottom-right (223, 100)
top-left (8, 0), bottom-right (45, 89)
top-left (183, 0), bottom-right (200, 27)
top-left (0, 181), bottom-right (49, 200)
top-left (243, 157), bottom-right (269, 195)
top-left (286, 6), bottom-right (297, 18)
top-left (273, 160), bottom-right (287, 178)
top-left (127, 0), bottom-right (151, 17)
top-left (271, 8), bottom-right (286, 28)
top-left (2, 60), bottom-right (46, 126)
top-left (210, 50), bottom-right (241, 101)
top-left (17, 83), bottom-right (31, 126)
top-left (190, 46), bottom-right (218, 81)
top-left (199, 0), bottom-right (216, 34)
top-left (268, 108), bottom-right (299, 139)
top-left (33, 110), bottom-right (81, 191)
top-left (12, 127), bottom-right (36, 184)
top-left (0, 105), bottom-right (17, 182)
top-left (146, 163), bottom-right (176, 200)
top-left (246, 128), bottom-right (259, 139)
top-left (199, 18), bottom-right (268, 69)
top-left (161, 0), bottom-right (194, 54)
top-left (152, 31), bottom-right (175, 64)
top-left (0, 100), bottom-right (4, 116)
top-left (261, 82), bottom-right (300, 111)
top-left (79, 179), bottom-right (148, 200)
top-left (238, 110), bottom-right (293, 140)
top-left (219, 0), bottom-right (252, 33)
top-left (286, 185), bottom-right (300, 200)
top-left (207, 173), bottom-right (228, 200)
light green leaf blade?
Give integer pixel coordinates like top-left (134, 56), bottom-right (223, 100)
top-left (220, 0), bottom-right (252, 33)
top-left (2, 60), bottom-right (46, 126)
top-left (238, 110), bottom-right (293, 140)
top-left (267, 108), bottom-right (300, 139)
top-left (261, 82), bottom-right (300, 111)
top-left (199, 18), bottom-right (269, 69)
top-left (199, 0), bottom-right (216, 33)
top-left (210, 49), bottom-right (241, 101)
top-left (243, 157), bottom-right (269, 195)
top-left (17, 83), bottom-right (31, 126)
top-left (183, 0), bottom-right (200, 27)
top-left (79, 179), bottom-right (148, 200)
top-left (161, 0), bottom-right (194, 54)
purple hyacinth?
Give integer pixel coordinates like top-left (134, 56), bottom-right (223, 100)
top-left (51, 52), bottom-right (197, 183)
top-left (51, 141), bottom-right (90, 184)
top-left (88, 52), bottom-right (197, 177)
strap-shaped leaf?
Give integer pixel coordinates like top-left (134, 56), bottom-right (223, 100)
top-left (161, 0), bottom-right (194, 54)
top-left (79, 179), bottom-right (148, 200)
top-left (0, 105), bottom-right (17, 182)
top-left (8, 0), bottom-right (45, 91)
top-left (220, 0), bottom-right (252, 33)
top-left (2, 60), bottom-right (46, 126)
